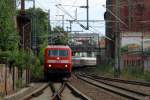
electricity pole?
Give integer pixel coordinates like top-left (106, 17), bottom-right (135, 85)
top-left (55, 14), bottom-right (64, 44)
top-left (48, 9), bottom-right (51, 34)
top-left (32, 0), bottom-right (37, 54)
top-left (48, 9), bottom-right (52, 45)
top-left (75, 8), bottom-right (77, 20)
top-left (128, 0), bottom-right (132, 30)
top-left (79, 0), bottom-right (89, 30)
top-left (114, 0), bottom-right (121, 77)
top-left (56, 15), bottom-right (64, 29)
top-left (21, 0), bottom-right (25, 14)
top-left (67, 20), bottom-right (73, 32)
top-left (86, 0), bottom-right (89, 30)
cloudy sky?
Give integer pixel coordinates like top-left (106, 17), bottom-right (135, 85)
top-left (24, 0), bottom-right (106, 35)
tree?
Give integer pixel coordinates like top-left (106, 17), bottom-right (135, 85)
top-left (26, 8), bottom-right (48, 48)
top-left (52, 26), bottom-right (68, 45)
top-left (0, 0), bottom-right (18, 51)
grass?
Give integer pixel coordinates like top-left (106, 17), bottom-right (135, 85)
top-left (94, 65), bottom-right (114, 77)
top-left (90, 64), bottom-right (150, 82)
top-left (143, 71), bottom-right (150, 81)
top-left (15, 78), bottom-right (24, 89)
top-left (0, 93), bottom-right (5, 98)
top-left (121, 66), bottom-right (144, 80)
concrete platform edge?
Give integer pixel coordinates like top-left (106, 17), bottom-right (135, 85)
top-left (4, 83), bottom-right (49, 100)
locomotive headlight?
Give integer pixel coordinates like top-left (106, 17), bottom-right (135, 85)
top-left (48, 64), bottom-right (52, 67)
top-left (65, 65), bottom-right (68, 68)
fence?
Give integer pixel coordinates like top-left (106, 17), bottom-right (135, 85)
top-left (0, 64), bottom-right (30, 96)
top-left (121, 52), bottom-right (150, 71)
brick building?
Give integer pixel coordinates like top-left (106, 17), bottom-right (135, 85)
top-left (105, 0), bottom-right (150, 59)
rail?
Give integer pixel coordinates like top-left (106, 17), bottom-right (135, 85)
top-left (76, 73), bottom-right (150, 100)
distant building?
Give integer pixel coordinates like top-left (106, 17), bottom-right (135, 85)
top-left (69, 33), bottom-right (99, 46)
top-left (99, 37), bottom-right (106, 48)
top-left (69, 33), bottom-right (100, 57)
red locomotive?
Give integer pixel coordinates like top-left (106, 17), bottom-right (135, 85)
top-left (44, 45), bottom-right (72, 79)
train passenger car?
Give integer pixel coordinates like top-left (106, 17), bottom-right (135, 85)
top-left (72, 56), bottom-right (84, 67)
top-left (80, 57), bottom-right (96, 66)
top-left (72, 56), bottom-right (96, 67)
top-left (44, 45), bottom-right (72, 78)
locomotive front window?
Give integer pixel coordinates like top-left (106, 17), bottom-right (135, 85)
top-left (48, 50), bottom-right (68, 57)
top-left (59, 50), bottom-right (68, 57)
top-left (48, 50), bottom-right (59, 56)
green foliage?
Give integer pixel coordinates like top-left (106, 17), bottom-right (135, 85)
top-left (52, 26), bottom-right (68, 45)
top-left (15, 78), bottom-right (24, 89)
top-left (0, 0), bottom-right (18, 51)
top-left (121, 45), bottom-right (128, 53)
top-left (143, 71), bottom-right (150, 81)
top-left (90, 58), bottom-right (150, 81)
top-left (0, 1), bottom-right (44, 82)
top-left (26, 8), bottom-right (48, 46)
top-left (53, 26), bottom-right (64, 32)
top-left (121, 66), bottom-right (144, 80)
top-left (96, 64), bottom-right (114, 76)
top-left (38, 40), bottom-right (48, 65)
top-left (121, 67), bottom-right (150, 81)
top-left (30, 58), bottom-right (43, 80)
top-left (0, 92), bottom-right (5, 97)
top-left (0, 51), bottom-right (10, 59)
top-left (0, 50), bottom-right (35, 70)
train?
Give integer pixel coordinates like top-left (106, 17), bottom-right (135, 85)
top-left (44, 45), bottom-right (72, 79)
top-left (72, 56), bottom-right (96, 67)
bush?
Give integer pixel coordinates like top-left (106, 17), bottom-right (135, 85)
top-left (30, 58), bottom-right (43, 81)
top-left (121, 66), bottom-right (144, 80)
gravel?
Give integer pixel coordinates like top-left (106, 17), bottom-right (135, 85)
top-left (100, 79), bottom-right (150, 95)
top-left (69, 75), bottom-right (128, 100)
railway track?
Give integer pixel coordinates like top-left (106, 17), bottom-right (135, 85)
top-left (29, 78), bottom-right (91, 100)
top-left (49, 79), bottom-right (91, 100)
top-left (78, 72), bottom-right (150, 86)
top-left (76, 73), bottom-right (150, 100)
top-left (49, 80), bottom-right (66, 100)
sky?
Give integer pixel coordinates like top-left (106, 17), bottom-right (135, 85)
top-left (23, 0), bottom-right (106, 36)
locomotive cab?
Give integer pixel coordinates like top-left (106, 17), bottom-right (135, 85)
top-left (44, 45), bottom-right (72, 78)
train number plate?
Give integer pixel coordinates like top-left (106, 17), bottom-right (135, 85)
top-left (56, 60), bottom-right (61, 63)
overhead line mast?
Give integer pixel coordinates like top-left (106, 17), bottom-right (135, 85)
top-left (114, 0), bottom-right (121, 77)
top-left (86, 0), bottom-right (89, 30)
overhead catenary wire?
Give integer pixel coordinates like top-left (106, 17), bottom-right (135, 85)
top-left (57, 5), bottom-right (105, 35)
top-left (52, 0), bottom-right (112, 40)
top-left (36, 0), bottom-right (48, 11)
top-left (89, 26), bottom-right (112, 41)
top-left (16, 0), bottom-right (21, 7)
top-left (17, 0), bottom-right (112, 41)
top-left (56, 5), bottom-right (113, 41)
top-left (102, 5), bottom-right (128, 27)
top-left (30, 0), bottom-right (65, 44)
top-left (68, 0), bottom-right (78, 12)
